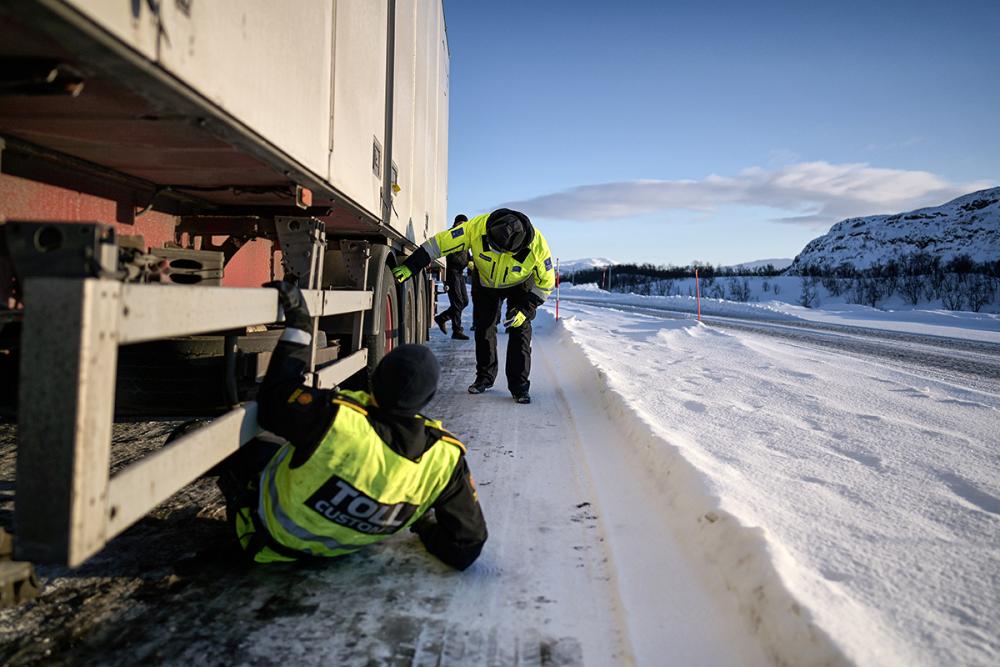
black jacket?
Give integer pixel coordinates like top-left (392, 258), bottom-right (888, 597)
top-left (445, 248), bottom-right (471, 274)
top-left (256, 339), bottom-right (488, 570)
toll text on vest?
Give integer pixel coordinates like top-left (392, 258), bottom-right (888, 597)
top-left (306, 476), bottom-right (419, 535)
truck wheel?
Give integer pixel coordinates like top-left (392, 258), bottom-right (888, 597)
top-left (414, 270), bottom-right (428, 344)
top-left (398, 277), bottom-right (416, 344)
top-left (362, 263), bottom-right (398, 378)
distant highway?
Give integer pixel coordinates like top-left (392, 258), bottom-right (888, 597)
top-left (560, 296), bottom-right (1000, 391)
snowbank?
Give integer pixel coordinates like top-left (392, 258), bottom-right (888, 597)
top-left (543, 303), bottom-right (999, 666)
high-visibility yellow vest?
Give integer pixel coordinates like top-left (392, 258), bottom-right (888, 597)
top-left (238, 390), bottom-right (466, 563)
top-left (422, 213), bottom-right (555, 302)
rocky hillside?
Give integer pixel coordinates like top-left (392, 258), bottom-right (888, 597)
top-left (790, 187), bottom-right (1000, 271)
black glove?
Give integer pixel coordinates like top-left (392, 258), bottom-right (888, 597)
top-left (264, 280), bottom-right (312, 331)
top-left (513, 292), bottom-right (543, 323)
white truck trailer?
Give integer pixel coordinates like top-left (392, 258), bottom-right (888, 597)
top-left (0, 0), bottom-right (451, 570)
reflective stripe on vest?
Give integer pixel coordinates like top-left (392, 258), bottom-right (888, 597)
top-left (258, 390), bottom-right (464, 559)
top-left (258, 447), bottom-right (349, 556)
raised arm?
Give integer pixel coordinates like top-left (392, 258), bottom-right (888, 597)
top-left (257, 282), bottom-right (339, 462)
top-left (392, 214), bottom-right (486, 282)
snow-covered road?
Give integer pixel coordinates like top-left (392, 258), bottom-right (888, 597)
top-left (550, 299), bottom-right (999, 666)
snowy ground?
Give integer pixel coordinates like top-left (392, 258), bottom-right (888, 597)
top-left (0, 305), bottom-right (770, 665)
top-left (561, 281), bottom-right (1000, 343)
top-left (546, 298), bottom-right (999, 666)
top-left (2, 293), bottom-right (996, 666)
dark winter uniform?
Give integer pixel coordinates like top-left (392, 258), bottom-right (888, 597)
top-left (401, 209), bottom-right (555, 399)
top-left (436, 247), bottom-right (472, 335)
top-left (224, 326), bottom-right (487, 569)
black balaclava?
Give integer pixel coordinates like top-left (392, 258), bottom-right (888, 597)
top-left (486, 209), bottom-right (533, 252)
top-left (453, 214), bottom-right (468, 228)
top-left (371, 344), bottom-right (440, 415)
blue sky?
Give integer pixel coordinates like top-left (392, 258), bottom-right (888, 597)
top-left (443, 0), bottom-right (1000, 266)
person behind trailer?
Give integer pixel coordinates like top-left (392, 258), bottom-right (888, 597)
top-left (390, 209), bottom-right (555, 405)
top-left (433, 214), bottom-right (472, 340)
top-left (218, 281), bottom-right (487, 569)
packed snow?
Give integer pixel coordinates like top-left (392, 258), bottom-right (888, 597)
top-left (541, 299), bottom-right (999, 666)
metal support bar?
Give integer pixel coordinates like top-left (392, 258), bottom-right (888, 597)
top-left (275, 217), bottom-right (326, 288)
top-left (275, 217), bottom-right (327, 376)
top-left (223, 334), bottom-right (239, 406)
top-left (309, 349), bottom-right (369, 390)
top-left (15, 278), bottom-right (120, 564)
top-left (118, 284), bottom-right (371, 344)
top-left (381, 0), bottom-right (397, 227)
top-left (341, 240), bottom-right (371, 353)
top-left (303, 289), bottom-right (373, 318)
top-left (105, 404), bottom-right (260, 538)
top-left (13, 277), bottom-right (372, 566)
top-left (176, 216), bottom-right (278, 242)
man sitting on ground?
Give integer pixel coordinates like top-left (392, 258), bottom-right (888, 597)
top-left (219, 281), bottom-right (487, 569)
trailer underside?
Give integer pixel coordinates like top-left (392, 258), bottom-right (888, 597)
top-left (0, 1), bottom-right (390, 229)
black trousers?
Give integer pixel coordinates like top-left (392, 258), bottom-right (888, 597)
top-left (216, 436), bottom-right (283, 563)
top-left (471, 274), bottom-right (533, 393)
top-left (438, 269), bottom-right (468, 333)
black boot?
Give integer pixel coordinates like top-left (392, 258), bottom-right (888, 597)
top-left (468, 378), bottom-right (493, 394)
top-left (452, 329), bottom-right (469, 340)
top-left (434, 314), bottom-right (448, 334)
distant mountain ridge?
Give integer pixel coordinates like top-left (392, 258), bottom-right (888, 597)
top-left (730, 258), bottom-right (793, 271)
top-left (790, 187), bottom-right (1000, 271)
top-left (558, 257), bottom-right (615, 274)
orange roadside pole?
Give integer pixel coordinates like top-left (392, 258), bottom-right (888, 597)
top-left (695, 268), bottom-right (702, 322)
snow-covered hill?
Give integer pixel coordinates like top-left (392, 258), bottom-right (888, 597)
top-left (558, 257), bottom-right (615, 274)
top-left (790, 187), bottom-right (1000, 271)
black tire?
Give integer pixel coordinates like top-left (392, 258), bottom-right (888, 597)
top-left (398, 277), bottom-right (416, 345)
top-left (362, 262), bottom-right (399, 379)
top-left (414, 270), bottom-right (429, 344)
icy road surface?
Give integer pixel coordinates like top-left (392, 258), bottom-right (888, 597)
top-left (0, 313), bottom-right (771, 665)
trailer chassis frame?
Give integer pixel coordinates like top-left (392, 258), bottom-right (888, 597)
top-left (14, 278), bottom-right (372, 566)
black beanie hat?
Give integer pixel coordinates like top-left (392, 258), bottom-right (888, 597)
top-left (486, 211), bottom-right (528, 252)
top-left (453, 214), bottom-right (468, 227)
top-left (371, 344), bottom-right (440, 414)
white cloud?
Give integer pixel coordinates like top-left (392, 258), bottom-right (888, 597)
top-left (501, 161), bottom-right (993, 229)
